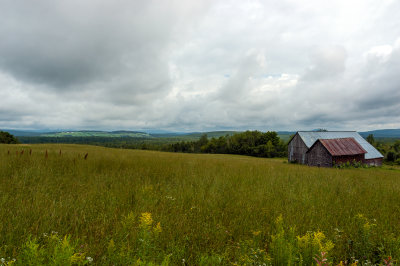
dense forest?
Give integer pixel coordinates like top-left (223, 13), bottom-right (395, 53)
top-left (166, 131), bottom-right (287, 157)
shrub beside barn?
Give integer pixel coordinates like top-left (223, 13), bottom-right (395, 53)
top-left (288, 131), bottom-right (383, 167)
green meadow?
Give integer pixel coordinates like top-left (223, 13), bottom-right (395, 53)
top-left (1, 144), bottom-right (400, 265)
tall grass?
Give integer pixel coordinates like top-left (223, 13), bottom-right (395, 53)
top-left (1, 144), bottom-right (400, 264)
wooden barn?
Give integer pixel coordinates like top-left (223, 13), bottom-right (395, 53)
top-left (288, 131), bottom-right (383, 167)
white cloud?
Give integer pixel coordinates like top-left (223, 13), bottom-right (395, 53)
top-left (0, 0), bottom-right (399, 131)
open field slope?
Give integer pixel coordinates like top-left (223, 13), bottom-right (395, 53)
top-left (1, 144), bottom-right (400, 265)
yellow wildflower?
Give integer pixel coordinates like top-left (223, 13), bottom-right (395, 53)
top-left (363, 221), bottom-right (376, 232)
top-left (139, 212), bottom-right (153, 228)
top-left (62, 235), bottom-right (71, 249)
top-left (312, 231), bottom-right (325, 250)
top-left (275, 215), bottom-right (283, 224)
top-left (70, 253), bottom-right (85, 263)
top-left (153, 222), bottom-right (162, 234)
top-left (297, 232), bottom-right (312, 248)
top-left (313, 231), bottom-right (326, 243)
top-left (107, 239), bottom-right (115, 253)
top-left (297, 230), bottom-right (334, 253)
top-left (323, 239), bottom-right (334, 253)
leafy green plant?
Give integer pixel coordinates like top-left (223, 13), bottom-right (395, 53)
top-left (351, 214), bottom-right (378, 262)
top-left (269, 215), bottom-right (298, 265)
top-left (1, 232), bottom-right (92, 265)
top-left (102, 212), bottom-right (166, 265)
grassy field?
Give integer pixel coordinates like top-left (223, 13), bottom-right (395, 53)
top-left (1, 144), bottom-right (400, 265)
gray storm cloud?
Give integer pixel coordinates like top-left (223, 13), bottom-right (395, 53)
top-left (0, 1), bottom-right (178, 89)
top-left (0, 0), bottom-right (399, 131)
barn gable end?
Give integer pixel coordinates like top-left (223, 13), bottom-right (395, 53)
top-left (306, 140), bottom-right (333, 167)
top-left (288, 133), bottom-right (309, 164)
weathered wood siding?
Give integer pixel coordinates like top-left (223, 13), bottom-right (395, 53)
top-left (333, 154), bottom-right (364, 165)
top-left (306, 141), bottom-right (332, 167)
top-left (364, 158), bottom-right (383, 166)
top-left (288, 133), bottom-right (308, 164)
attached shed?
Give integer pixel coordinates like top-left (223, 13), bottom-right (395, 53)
top-left (287, 131), bottom-right (383, 166)
top-left (306, 138), bottom-right (366, 167)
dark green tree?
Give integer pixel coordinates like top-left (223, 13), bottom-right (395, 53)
top-left (393, 140), bottom-right (400, 153)
top-left (366, 134), bottom-right (375, 145)
top-left (0, 131), bottom-right (19, 144)
top-left (195, 134), bottom-right (209, 152)
top-left (386, 150), bottom-right (396, 162)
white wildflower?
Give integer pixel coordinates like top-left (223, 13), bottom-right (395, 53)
top-left (86, 256), bottom-right (93, 263)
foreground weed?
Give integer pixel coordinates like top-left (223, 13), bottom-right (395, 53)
top-left (349, 214), bottom-right (378, 263)
top-left (314, 251), bottom-right (329, 266)
top-left (198, 254), bottom-right (224, 265)
top-left (297, 231), bottom-right (334, 265)
top-left (0, 232), bottom-right (92, 265)
top-left (269, 215), bottom-right (298, 265)
top-left (1, 214), bottom-right (400, 265)
top-left (233, 239), bottom-right (270, 265)
top-left (103, 212), bottom-right (168, 265)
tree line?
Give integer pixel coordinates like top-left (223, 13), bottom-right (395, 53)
top-left (366, 134), bottom-right (400, 165)
top-left (165, 131), bottom-right (287, 158)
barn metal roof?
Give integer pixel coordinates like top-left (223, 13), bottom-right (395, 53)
top-left (317, 138), bottom-right (367, 156)
top-left (297, 131), bottom-right (383, 159)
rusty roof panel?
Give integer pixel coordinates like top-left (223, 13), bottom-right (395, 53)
top-left (319, 138), bottom-right (367, 156)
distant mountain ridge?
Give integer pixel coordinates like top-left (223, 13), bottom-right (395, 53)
top-left (2, 128), bottom-right (400, 139)
top-left (359, 129), bottom-right (400, 138)
top-left (2, 130), bottom-right (152, 138)
top-left (1, 129), bottom-right (44, 137)
top-left (39, 131), bottom-right (152, 138)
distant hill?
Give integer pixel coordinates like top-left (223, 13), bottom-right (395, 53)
top-left (181, 131), bottom-right (239, 138)
top-left (1, 129), bottom-right (45, 137)
top-left (0, 129), bottom-right (153, 138)
top-left (39, 131), bottom-right (153, 138)
top-left (360, 129), bottom-right (400, 138)
top-left (276, 131), bottom-right (295, 142)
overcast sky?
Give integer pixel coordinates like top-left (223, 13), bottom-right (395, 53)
top-left (1, 0), bottom-right (399, 132)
